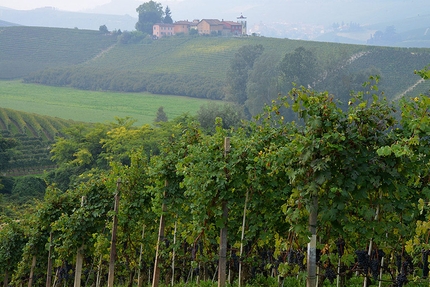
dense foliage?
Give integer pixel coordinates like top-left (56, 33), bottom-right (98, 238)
top-left (1, 70), bottom-right (430, 286)
top-left (135, 1), bottom-right (166, 34)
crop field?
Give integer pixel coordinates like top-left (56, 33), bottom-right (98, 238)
top-left (0, 80), bottom-right (218, 125)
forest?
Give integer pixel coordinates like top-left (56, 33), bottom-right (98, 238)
top-left (1, 67), bottom-right (430, 287)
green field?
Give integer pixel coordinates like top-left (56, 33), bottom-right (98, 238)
top-left (0, 80), bottom-right (218, 125)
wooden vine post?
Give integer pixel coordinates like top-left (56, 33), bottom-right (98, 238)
top-left (107, 178), bottom-right (121, 287)
top-left (137, 225), bottom-right (146, 287)
top-left (218, 137), bottom-right (230, 287)
top-left (307, 196), bottom-right (318, 287)
top-left (74, 196), bottom-right (86, 287)
top-left (171, 221), bottom-right (177, 287)
top-left (28, 255), bottom-right (36, 287)
top-left (3, 264), bottom-right (8, 287)
top-left (152, 181), bottom-right (168, 287)
top-left (238, 190), bottom-right (249, 287)
top-left (46, 232), bottom-right (53, 287)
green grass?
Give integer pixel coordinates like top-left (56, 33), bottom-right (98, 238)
top-left (0, 80), bottom-right (218, 125)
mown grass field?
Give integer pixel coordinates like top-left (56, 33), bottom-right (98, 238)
top-left (0, 80), bottom-right (218, 125)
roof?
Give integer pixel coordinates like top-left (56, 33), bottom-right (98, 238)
top-left (153, 23), bottom-right (174, 27)
top-left (222, 21), bottom-right (242, 27)
top-left (200, 19), bottom-right (223, 26)
top-left (174, 21), bottom-right (192, 25)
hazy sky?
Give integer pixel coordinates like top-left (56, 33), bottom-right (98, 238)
top-left (0, 0), bottom-right (428, 28)
top-left (0, 0), bottom-right (111, 11)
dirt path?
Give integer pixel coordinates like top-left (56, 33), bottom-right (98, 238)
top-left (87, 43), bottom-right (117, 63)
top-left (396, 78), bottom-right (425, 100)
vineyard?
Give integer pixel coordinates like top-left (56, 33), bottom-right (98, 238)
top-left (22, 34), bottom-right (430, 102)
top-left (1, 71), bottom-right (430, 287)
top-left (0, 26), bottom-right (118, 79)
top-left (0, 107), bottom-right (76, 174)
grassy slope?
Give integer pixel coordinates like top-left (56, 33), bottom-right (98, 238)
top-left (0, 80), bottom-right (217, 125)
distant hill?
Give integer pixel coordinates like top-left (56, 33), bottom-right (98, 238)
top-left (2, 1), bottom-right (430, 47)
top-left (315, 14), bottom-right (430, 48)
top-left (0, 6), bottom-right (136, 31)
top-left (0, 26), bottom-right (118, 79)
top-left (0, 19), bottom-right (18, 27)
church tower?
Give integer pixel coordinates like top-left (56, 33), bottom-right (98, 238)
top-left (237, 14), bottom-right (247, 35)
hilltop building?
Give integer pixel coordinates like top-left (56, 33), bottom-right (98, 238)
top-left (153, 23), bottom-right (174, 38)
top-left (153, 16), bottom-right (247, 38)
top-left (237, 14), bottom-right (247, 35)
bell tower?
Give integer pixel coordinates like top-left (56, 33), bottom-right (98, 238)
top-left (237, 14), bottom-right (247, 35)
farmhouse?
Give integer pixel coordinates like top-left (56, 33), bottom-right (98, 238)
top-left (153, 23), bottom-right (174, 38)
top-left (153, 17), bottom-right (247, 38)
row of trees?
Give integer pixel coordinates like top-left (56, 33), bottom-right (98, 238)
top-left (226, 45), bottom-right (385, 119)
top-left (1, 70), bottom-right (430, 286)
top-left (24, 68), bottom-right (224, 100)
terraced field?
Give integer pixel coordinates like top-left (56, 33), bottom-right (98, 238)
top-left (0, 107), bottom-right (76, 174)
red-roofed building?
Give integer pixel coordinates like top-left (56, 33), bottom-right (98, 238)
top-left (197, 19), bottom-right (224, 35)
top-left (222, 21), bottom-right (243, 36)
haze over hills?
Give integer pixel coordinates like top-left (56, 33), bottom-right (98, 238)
top-left (1, 0), bottom-right (430, 46)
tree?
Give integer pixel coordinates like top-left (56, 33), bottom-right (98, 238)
top-left (279, 46), bottom-right (319, 92)
top-left (0, 218), bottom-right (26, 287)
top-left (226, 44), bottom-right (264, 106)
top-left (99, 24), bottom-right (109, 34)
top-left (0, 135), bottom-right (18, 172)
top-left (0, 135), bottom-right (18, 192)
top-left (197, 103), bottom-right (245, 134)
top-left (10, 176), bottom-right (46, 204)
top-left (245, 53), bottom-right (280, 116)
top-left (135, 1), bottom-right (164, 34)
top-left (163, 6), bottom-right (173, 24)
top-left (154, 106), bottom-right (168, 123)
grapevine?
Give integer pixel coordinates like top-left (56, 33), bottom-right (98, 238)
top-left (336, 237), bottom-right (345, 257)
top-left (396, 273), bottom-right (408, 287)
top-left (355, 250), bottom-right (370, 275)
top-left (324, 267), bottom-right (337, 284)
top-left (422, 249), bottom-right (429, 278)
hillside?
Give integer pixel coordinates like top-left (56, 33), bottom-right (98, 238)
top-left (0, 19), bottom-right (17, 27)
top-left (1, 26), bottom-right (430, 112)
top-left (0, 26), bottom-right (118, 79)
top-left (0, 107), bottom-right (77, 175)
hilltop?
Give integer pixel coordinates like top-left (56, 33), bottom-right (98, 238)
top-left (1, 1), bottom-right (430, 46)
